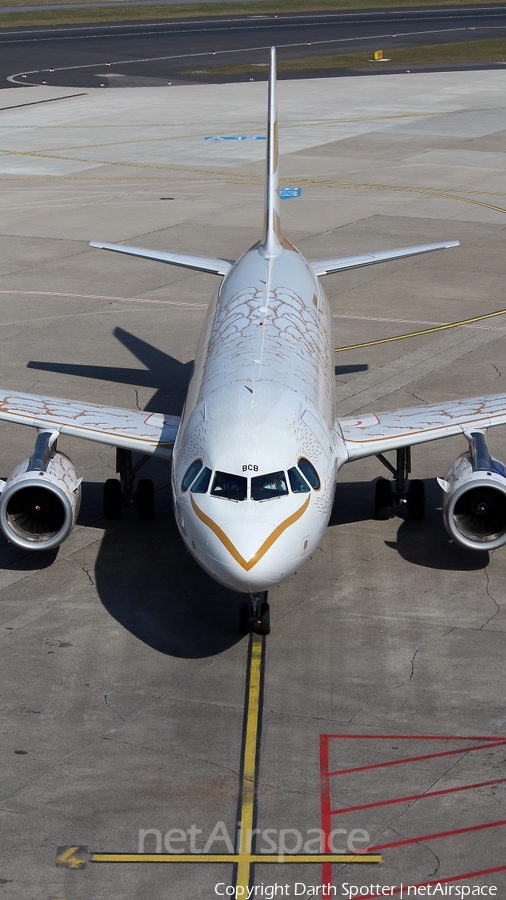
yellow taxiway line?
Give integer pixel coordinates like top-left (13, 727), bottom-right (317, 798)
top-left (335, 306), bottom-right (506, 353)
top-left (90, 853), bottom-right (382, 863)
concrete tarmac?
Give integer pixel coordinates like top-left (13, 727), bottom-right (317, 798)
top-left (0, 71), bottom-right (505, 898)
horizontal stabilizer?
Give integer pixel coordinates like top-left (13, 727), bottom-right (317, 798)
top-left (311, 240), bottom-right (460, 277)
top-left (89, 241), bottom-right (233, 276)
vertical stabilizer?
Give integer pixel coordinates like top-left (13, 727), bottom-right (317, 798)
top-left (259, 47), bottom-right (282, 259)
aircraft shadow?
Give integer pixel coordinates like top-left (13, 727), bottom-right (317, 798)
top-left (28, 326), bottom-right (193, 414)
top-left (26, 328), bottom-right (243, 656)
top-left (330, 479), bottom-right (489, 571)
top-left (335, 364), bottom-right (368, 376)
top-left (87, 466), bottom-right (243, 658)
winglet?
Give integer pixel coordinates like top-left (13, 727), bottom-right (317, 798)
top-left (259, 47), bottom-right (282, 260)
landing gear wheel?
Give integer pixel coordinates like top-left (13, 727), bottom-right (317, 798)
top-left (374, 477), bottom-right (393, 520)
top-left (240, 592), bottom-right (270, 636)
top-left (103, 478), bottom-right (122, 519)
top-left (239, 602), bottom-right (250, 635)
top-left (408, 479), bottom-right (425, 520)
top-left (136, 479), bottom-right (155, 520)
top-left (252, 600), bottom-right (270, 636)
top-left (259, 601), bottom-right (270, 636)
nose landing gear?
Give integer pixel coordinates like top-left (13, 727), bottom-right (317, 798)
top-left (239, 591), bottom-right (271, 636)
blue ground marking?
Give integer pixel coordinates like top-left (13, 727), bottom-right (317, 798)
top-left (204, 136), bottom-right (266, 141)
top-left (280, 187), bottom-right (302, 200)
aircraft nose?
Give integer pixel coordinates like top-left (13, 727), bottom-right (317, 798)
top-left (205, 519), bottom-right (292, 592)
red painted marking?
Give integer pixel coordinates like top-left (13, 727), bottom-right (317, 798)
top-left (322, 733), bottom-right (503, 741)
top-left (319, 733), bottom-right (506, 892)
top-left (359, 865), bottom-right (506, 899)
top-left (368, 818), bottom-right (506, 852)
top-left (0, 289), bottom-right (207, 309)
top-left (320, 735), bottom-right (332, 886)
top-left (330, 776), bottom-right (506, 815)
top-left (320, 736), bottom-right (331, 851)
top-left (328, 738), bottom-right (506, 777)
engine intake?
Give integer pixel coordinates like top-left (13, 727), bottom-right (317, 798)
top-left (440, 431), bottom-right (506, 551)
top-left (0, 432), bottom-right (81, 551)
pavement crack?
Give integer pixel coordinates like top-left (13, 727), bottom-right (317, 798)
top-left (104, 691), bottom-right (125, 721)
top-left (256, 780), bottom-right (320, 798)
top-left (134, 388), bottom-right (141, 411)
top-left (407, 389), bottom-right (428, 405)
top-left (477, 563), bottom-right (501, 629)
top-left (81, 564), bottom-right (95, 587)
top-left (425, 844), bottom-right (441, 879)
top-left (98, 450), bottom-right (114, 472)
top-left (103, 736), bottom-right (239, 776)
top-left (491, 363), bottom-right (502, 378)
top-left (348, 626), bottom-right (456, 722)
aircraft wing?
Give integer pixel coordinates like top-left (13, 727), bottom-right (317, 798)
top-left (338, 393), bottom-right (506, 462)
top-left (89, 241), bottom-right (233, 276)
top-left (0, 391), bottom-right (179, 459)
top-left (310, 240), bottom-right (459, 277)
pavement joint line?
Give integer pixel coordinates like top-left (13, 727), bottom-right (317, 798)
top-left (0, 110), bottom-right (449, 153)
top-left (1, 143), bottom-right (506, 218)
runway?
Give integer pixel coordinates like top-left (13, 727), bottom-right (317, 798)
top-left (3, 5), bottom-right (506, 86)
top-left (0, 70), bottom-right (505, 898)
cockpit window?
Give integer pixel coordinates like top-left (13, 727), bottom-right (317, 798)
top-left (211, 471), bottom-right (247, 501)
top-left (288, 466), bottom-right (310, 494)
top-left (298, 458), bottom-right (320, 490)
top-left (181, 459), bottom-right (203, 492)
top-left (191, 467), bottom-right (212, 494)
top-left (251, 471), bottom-right (289, 501)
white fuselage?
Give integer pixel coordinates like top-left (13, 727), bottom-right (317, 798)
top-left (171, 241), bottom-right (340, 594)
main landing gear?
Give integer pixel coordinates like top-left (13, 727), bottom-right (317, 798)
top-left (103, 448), bottom-right (155, 520)
top-left (239, 591), bottom-right (271, 636)
top-left (374, 446), bottom-right (425, 521)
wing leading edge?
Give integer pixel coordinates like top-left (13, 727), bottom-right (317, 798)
top-left (338, 393), bottom-right (506, 462)
top-left (0, 391), bottom-right (179, 459)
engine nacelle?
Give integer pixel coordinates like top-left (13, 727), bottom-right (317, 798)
top-left (0, 432), bottom-right (81, 551)
top-left (440, 432), bottom-right (506, 551)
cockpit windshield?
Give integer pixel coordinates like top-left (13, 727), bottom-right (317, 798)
top-left (188, 462), bottom-right (318, 502)
top-left (211, 471), bottom-right (248, 501)
top-left (191, 467), bottom-right (212, 494)
top-left (251, 471), bottom-right (289, 501)
top-left (288, 467), bottom-right (310, 493)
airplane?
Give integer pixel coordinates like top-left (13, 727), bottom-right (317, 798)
top-left (1, 47), bottom-right (506, 637)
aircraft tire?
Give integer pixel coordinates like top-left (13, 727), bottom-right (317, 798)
top-left (104, 478), bottom-right (122, 519)
top-left (253, 601), bottom-right (270, 636)
top-left (136, 479), bottom-right (155, 520)
top-left (260, 602), bottom-right (271, 635)
top-left (374, 478), bottom-right (393, 520)
top-left (239, 602), bottom-right (250, 635)
top-left (408, 479), bottom-right (425, 520)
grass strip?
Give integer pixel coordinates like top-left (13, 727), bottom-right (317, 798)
top-left (1, 0), bottom-right (506, 28)
top-left (183, 38), bottom-right (506, 74)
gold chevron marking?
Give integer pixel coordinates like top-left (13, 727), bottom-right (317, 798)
top-left (190, 494), bottom-right (310, 571)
